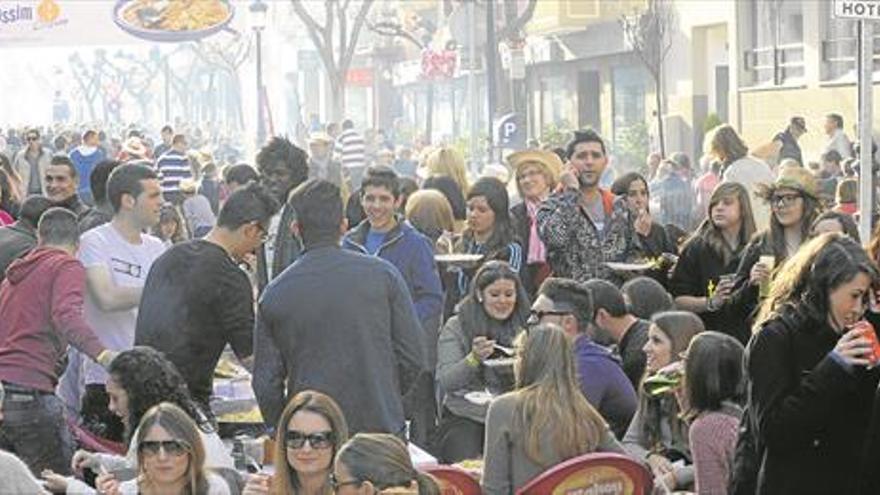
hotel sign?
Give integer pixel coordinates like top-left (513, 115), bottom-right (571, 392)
top-left (835, 0), bottom-right (880, 19)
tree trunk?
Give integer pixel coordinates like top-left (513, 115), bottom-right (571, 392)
top-left (654, 74), bottom-right (666, 157)
top-left (329, 73), bottom-right (346, 123)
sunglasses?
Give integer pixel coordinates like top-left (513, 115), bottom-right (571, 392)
top-left (285, 430), bottom-right (335, 450)
top-left (138, 439), bottom-right (189, 457)
top-left (329, 472), bottom-right (362, 492)
top-left (770, 193), bottom-right (802, 208)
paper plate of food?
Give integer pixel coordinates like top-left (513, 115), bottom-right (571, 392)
top-left (463, 390), bottom-right (495, 405)
top-left (435, 253), bottom-right (484, 267)
top-left (114, 0), bottom-right (235, 42)
top-left (604, 260), bottom-right (657, 272)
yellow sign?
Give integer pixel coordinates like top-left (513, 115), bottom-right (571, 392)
top-left (36, 0), bottom-right (59, 23)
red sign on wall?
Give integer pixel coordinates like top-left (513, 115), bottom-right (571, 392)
top-left (346, 68), bottom-right (374, 86)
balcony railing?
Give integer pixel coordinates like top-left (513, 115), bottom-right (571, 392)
top-left (743, 43), bottom-right (805, 86)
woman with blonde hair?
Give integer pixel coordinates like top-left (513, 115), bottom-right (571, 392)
top-left (508, 150), bottom-right (561, 297)
top-left (244, 390), bottom-right (349, 495)
top-left (422, 147), bottom-right (469, 196)
top-left (482, 323), bottom-right (624, 494)
top-left (404, 189), bottom-right (456, 245)
top-left (331, 433), bottom-right (440, 495)
top-left (670, 182), bottom-right (756, 336)
top-left (96, 402), bottom-right (229, 494)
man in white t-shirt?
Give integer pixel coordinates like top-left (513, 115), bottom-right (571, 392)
top-left (62, 163), bottom-right (165, 441)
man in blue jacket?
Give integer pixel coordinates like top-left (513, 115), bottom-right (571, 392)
top-left (253, 179), bottom-right (427, 436)
top-left (68, 130), bottom-right (106, 205)
top-left (342, 165), bottom-right (443, 444)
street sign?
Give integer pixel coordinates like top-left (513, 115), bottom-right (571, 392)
top-left (834, 0), bottom-right (880, 19)
top-left (494, 113), bottom-right (525, 149)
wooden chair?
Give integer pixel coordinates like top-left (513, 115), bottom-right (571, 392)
top-left (516, 452), bottom-right (653, 495)
top-left (421, 465), bottom-right (482, 495)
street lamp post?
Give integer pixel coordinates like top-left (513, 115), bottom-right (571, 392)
top-left (250, 0), bottom-right (268, 147)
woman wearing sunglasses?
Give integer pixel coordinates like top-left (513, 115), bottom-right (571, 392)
top-left (243, 390), bottom-right (349, 495)
top-left (481, 323), bottom-right (625, 494)
top-left (331, 433), bottom-right (439, 495)
top-left (435, 261), bottom-right (531, 463)
top-left (43, 347), bottom-right (233, 493)
top-left (96, 402), bottom-right (229, 494)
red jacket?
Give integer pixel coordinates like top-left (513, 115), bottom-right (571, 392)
top-left (0, 247), bottom-right (104, 392)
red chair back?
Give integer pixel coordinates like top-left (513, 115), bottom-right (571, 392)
top-left (421, 465), bottom-right (482, 495)
top-left (516, 453), bottom-right (653, 495)
top-left (67, 417), bottom-right (127, 455)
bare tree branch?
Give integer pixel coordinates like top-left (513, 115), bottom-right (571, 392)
top-left (497, 0), bottom-right (537, 40)
top-left (290, 0), bottom-right (326, 38)
top-left (341, 0), bottom-right (375, 73)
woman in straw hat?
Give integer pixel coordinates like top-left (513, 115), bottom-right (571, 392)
top-left (724, 166), bottom-right (823, 345)
top-left (508, 150), bottom-right (561, 298)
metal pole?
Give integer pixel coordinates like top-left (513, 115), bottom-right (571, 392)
top-left (256, 28), bottom-right (266, 147)
top-left (485, 0), bottom-right (497, 163)
top-left (468, 0), bottom-right (479, 174)
top-left (859, 19), bottom-right (873, 242)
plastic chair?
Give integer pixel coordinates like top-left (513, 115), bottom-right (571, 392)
top-left (67, 417), bottom-right (127, 455)
top-left (516, 452), bottom-right (653, 495)
top-left (421, 465), bottom-right (482, 495)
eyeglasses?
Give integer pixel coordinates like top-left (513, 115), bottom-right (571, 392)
top-left (285, 430), bottom-right (335, 450)
top-left (251, 220), bottom-right (269, 241)
top-left (329, 472), bottom-right (362, 492)
top-left (770, 193), bottom-right (802, 208)
top-left (516, 169), bottom-right (543, 181)
top-left (527, 308), bottom-right (572, 323)
top-left (138, 439), bottom-right (189, 457)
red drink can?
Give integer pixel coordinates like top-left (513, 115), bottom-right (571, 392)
top-left (852, 321), bottom-right (880, 366)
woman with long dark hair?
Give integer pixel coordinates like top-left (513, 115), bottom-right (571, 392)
top-left (482, 324), bottom-right (625, 494)
top-left (443, 177), bottom-right (524, 319)
top-left (622, 311), bottom-right (704, 491)
top-left (678, 332), bottom-right (745, 494)
top-left (745, 233), bottom-right (880, 494)
top-left (670, 182), bottom-right (756, 339)
top-left (435, 261), bottom-right (530, 463)
top-left (724, 167), bottom-right (823, 345)
top-left (611, 172), bottom-right (677, 287)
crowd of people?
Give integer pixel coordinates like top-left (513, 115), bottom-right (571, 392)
top-left (0, 111), bottom-right (878, 495)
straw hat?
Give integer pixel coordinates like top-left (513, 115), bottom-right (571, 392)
top-left (122, 137), bottom-right (147, 158)
top-left (179, 178), bottom-right (198, 194)
top-left (756, 165), bottom-right (818, 201)
top-left (308, 132), bottom-right (334, 144)
top-left (507, 149), bottom-right (562, 185)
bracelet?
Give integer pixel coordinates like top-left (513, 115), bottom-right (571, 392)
top-left (465, 352), bottom-right (480, 367)
top-left (706, 296), bottom-right (718, 312)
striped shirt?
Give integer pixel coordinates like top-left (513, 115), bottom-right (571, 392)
top-left (155, 149), bottom-right (192, 195)
top-left (334, 128), bottom-right (366, 169)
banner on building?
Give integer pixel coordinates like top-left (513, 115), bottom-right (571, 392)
top-left (0, 0), bottom-right (245, 49)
